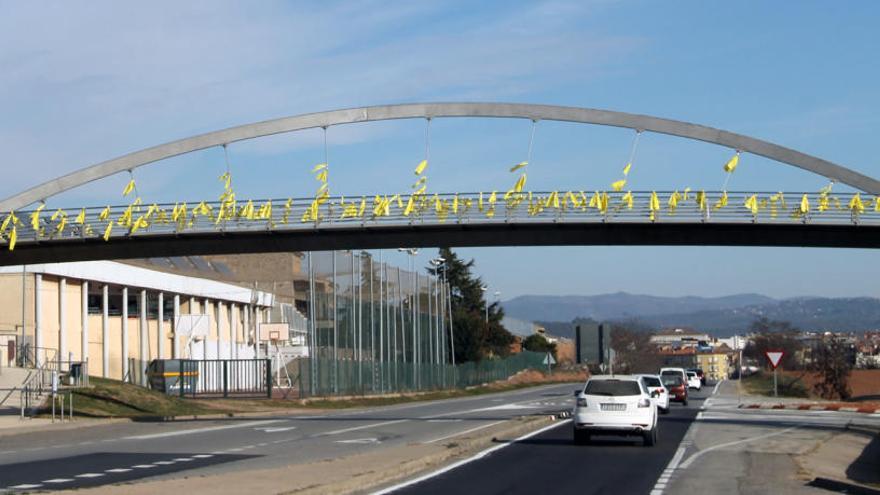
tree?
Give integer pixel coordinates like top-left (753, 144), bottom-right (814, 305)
top-left (744, 318), bottom-right (804, 370)
top-left (610, 325), bottom-right (664, 374)
top-left (522, 334), bottom-right (557, 360)
top-left (431, 248), bottom-right (514, 363)
top-left (811, 335), bottom-right (852, 400)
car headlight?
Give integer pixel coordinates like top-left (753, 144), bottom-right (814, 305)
top-left (638, 398), bottom-right (651, 408)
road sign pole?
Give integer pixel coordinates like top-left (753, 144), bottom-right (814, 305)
top-left (773, 367), bottom-right (778, 397)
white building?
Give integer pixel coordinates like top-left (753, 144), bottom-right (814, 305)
top-left (0, 261), bottom-right (273, 384)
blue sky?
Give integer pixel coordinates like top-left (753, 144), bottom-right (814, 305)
top-left (1, 1), bottom-right (879, 300)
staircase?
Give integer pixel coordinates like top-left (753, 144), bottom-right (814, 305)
top-left (0, 367), bottom-right (34, 416)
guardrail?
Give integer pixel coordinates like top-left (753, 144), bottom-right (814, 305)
top-left (4, 190), bottom-right (879, 248)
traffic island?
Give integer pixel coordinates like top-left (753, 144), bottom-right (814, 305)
top-left (70, 414), bottom-right (564, 495)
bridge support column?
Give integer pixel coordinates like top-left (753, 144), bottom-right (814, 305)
top-left (58, 277), bottom-right (66, 371)
top-left (102, 284), bottom-right (108, 378)
top-left (172, 294), bottom-right (180, 359)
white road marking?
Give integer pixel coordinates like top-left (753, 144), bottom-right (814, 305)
top-left (76, 473), bottom-right (105, 478)
top-left (335, 437), bottom-right (380, 444)
top-left (256, 426), bottom-right (297, 433)
top-left (678, 425), bottom-right (800, 469)
top-left (10, 484), bottom-right (43, 489)
top-left (192, 454), bottom-right (214, 458)
top-left (132, 464), bottom-right (156, 469)
top-left (154, 461), bottom-right (176, 465)
top-left (373, 420), bottom-right (569, 494)
top-left (123, 419), bottom-right (284, 440)
top-left (105, 468), bottom-right (132, 473)
top-left (320, 419), bottom-right (408, 436)
top-left (173, 457), bottom-right (195, 461)
top-left (43, 479), bottom-right (74, 483)
top-left (423, 421), bottom-right (506, 444)
top-left (426, 419), bottom-right (462, 423)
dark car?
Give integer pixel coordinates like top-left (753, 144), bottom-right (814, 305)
top-left (661, 375), bottom-right (688, 406)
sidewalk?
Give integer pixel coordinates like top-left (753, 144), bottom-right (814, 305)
top-left (665, 380), bottom-right (880, 495)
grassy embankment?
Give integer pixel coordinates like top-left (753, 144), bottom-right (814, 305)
top-left (52, 370), bottom-right (585, 418)
top-left (740, 370), bottom-right (811, 398)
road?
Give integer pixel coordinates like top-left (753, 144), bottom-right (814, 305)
top-left (0, 383), bottom-right (574, 491)
top-left (390, 387), bottom-right (707, 495)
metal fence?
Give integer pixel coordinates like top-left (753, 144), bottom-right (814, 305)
top-left (294, 350), bottom-right (546, 398)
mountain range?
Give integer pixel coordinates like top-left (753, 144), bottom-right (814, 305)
top-left (501, 292), bottom-right (880, 337)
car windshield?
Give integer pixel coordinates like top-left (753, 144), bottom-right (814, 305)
top-left (661, 376), bottom-right (683, 387)
top-left (642, 376), bottom-right (662, 387)
top-left (584, 380), bottom-right (642, 396)
top-left (687, 372), bottom-right (696, 378)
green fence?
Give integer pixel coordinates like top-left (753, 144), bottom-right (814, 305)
top-left (296, 350), bottom-right (547, 398)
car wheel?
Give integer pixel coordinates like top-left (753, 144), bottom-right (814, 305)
top-left (643, 427), bottom-right (657, 447)
top-left (682, 398), bottom-right (688, 406)
top-left (573, 429), bottom-right (590, 445)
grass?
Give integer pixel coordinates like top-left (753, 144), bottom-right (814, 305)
top-left (741, 371), bottom-right (810, 398)
top-left (54, 377), bottom-right (218, 418)
top-left (43, 373), bottom-right (581, 419)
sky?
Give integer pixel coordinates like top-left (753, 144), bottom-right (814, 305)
top-left (1, 0), bottom-right (879, 300)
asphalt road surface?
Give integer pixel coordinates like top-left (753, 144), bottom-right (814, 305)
top-left (0, 383), bottom-right (574, 491)
top-left (393, 387), bottom-right (707, 495)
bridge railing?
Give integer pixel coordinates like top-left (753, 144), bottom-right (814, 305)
top-left (4, 191), bottom-right (879, 248)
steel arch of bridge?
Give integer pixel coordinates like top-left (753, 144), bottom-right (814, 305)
top-left (2, 102), bottom-right (880, 213)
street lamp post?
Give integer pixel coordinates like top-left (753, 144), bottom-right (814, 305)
top-left (481, 286), bottom-right (488, 323)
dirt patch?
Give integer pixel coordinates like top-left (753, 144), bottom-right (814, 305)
top-left (502, 368), bottom-right (587, 386)
top-left (757, 369), bottom-right (880, 401)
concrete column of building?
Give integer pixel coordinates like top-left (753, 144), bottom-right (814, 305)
top-left (58, 277), bottom-right (67, 371)
top-left (216, 300), bottom-right (224, 359)
top-left (244, 304), bottom-right (251, 358)
top-left (173, 294), bottom-right (181, 358)
top-left (229, 303), bottom-right (236, 360)
top-left (256, 305), bottom-right (263, 359)
top-left (122, 287), bottom-right (129, 381)
top-left (81, 281), bottom-right (89, 365)
top-left (157, 292), bottom-right (164, 360)
top-left (34, 273), bottom-right (42, 367)
top-left (203, 298), bottom-right (210, 359)
top-left (139, 289), bottom-right (148, 386)
top-left (102, 285), bottom-right (109, 378)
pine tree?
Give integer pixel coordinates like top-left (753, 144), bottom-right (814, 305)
top-left (431, 248), bottom-right (514, 362)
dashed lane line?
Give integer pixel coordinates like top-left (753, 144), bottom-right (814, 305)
top-left (320, 419), bottom-right (409, 436)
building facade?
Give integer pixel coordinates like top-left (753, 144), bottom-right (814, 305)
top-left (0, 261), bottom-right (273, 384)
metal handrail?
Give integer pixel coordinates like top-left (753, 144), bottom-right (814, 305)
top-left (4, 190), bottom-right (879, 248)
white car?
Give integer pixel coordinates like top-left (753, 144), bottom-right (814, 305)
top-left (636, 374), bottom-right (669, 414)
top-left (573, 375), bottom-right (659, 447)
top-left (686, 371), bottom-right (702, 390)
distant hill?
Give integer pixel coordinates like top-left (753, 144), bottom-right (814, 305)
top-left (504, 293), bottom-right (880, 337)
top-left (503, 292), bottom-right (776, 322)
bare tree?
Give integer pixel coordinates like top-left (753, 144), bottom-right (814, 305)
top-left (812, 335), bottom-right (852, 400)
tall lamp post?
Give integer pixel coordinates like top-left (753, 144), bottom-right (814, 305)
top-left (480, 286), bottom-right (488, 323)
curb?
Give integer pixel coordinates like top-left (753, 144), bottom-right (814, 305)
top-left (302, 415), bottom-right (563, 495)
top-left (739, 403), bottom-right (880, 414)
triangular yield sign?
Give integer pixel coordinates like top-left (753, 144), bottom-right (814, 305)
top-left (765, 350), bottom-right (784, 369)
